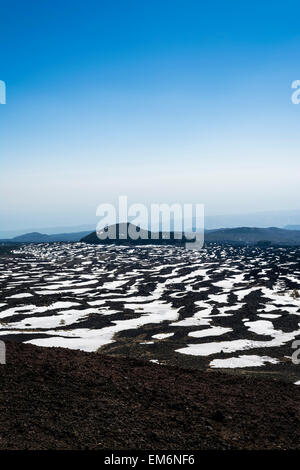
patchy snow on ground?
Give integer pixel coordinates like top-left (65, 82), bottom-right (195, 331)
top-left (152, 333), bottom-right (175, 340)
top-left (210, 355), bottom-right (279, 368)
top-left (1, 242), bottom-right (300, 377)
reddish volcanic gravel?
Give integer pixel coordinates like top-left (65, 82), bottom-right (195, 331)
top-left (1, 341), bottom-right (300, 450)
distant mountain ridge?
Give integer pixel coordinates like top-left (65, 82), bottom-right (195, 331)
top-left (1, 226), bottom-right (300, 246)
top-left (81, 225), bottom-right (300, 247)
top-left (0, 231), bottom-right (91, 243)
top-left (204, 209), bottom-right (300, 230)
top-left (2, 209), bottom-right (300, 238)
top-left (0, 225), bottom-right (95, 239)
top-left (81, 223), bottom-right (190, 246)
top-left (204, 227), bottom-right (300, 246)
top-left (285, 225), bottom-right (300, 231)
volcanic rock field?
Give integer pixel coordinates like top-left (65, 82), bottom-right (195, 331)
top-left (1, 242), bottom-right (300, 382)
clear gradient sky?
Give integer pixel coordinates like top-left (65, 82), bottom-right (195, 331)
top-left (1, 0), bottom-right (300, 230)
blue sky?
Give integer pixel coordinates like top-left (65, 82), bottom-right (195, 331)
top-left (1, 0), bottom-right (300, 230)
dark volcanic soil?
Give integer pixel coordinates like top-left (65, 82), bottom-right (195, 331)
top-left (1, 341), bottom-right (300, 450)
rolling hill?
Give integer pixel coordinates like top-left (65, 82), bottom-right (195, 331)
top-left (81, 225), bottom-right (300, 247)
top-left (81, 223), bottom-right (189, 246)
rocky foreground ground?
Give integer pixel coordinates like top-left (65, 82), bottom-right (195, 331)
top-left (1, 341), bottom-right (300, 450)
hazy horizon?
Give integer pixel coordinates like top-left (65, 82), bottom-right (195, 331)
top-left (1, 207), bottom-right (300, 238)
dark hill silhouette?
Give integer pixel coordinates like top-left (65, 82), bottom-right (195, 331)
top-left (81, 223), bottom-right (190, 246)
